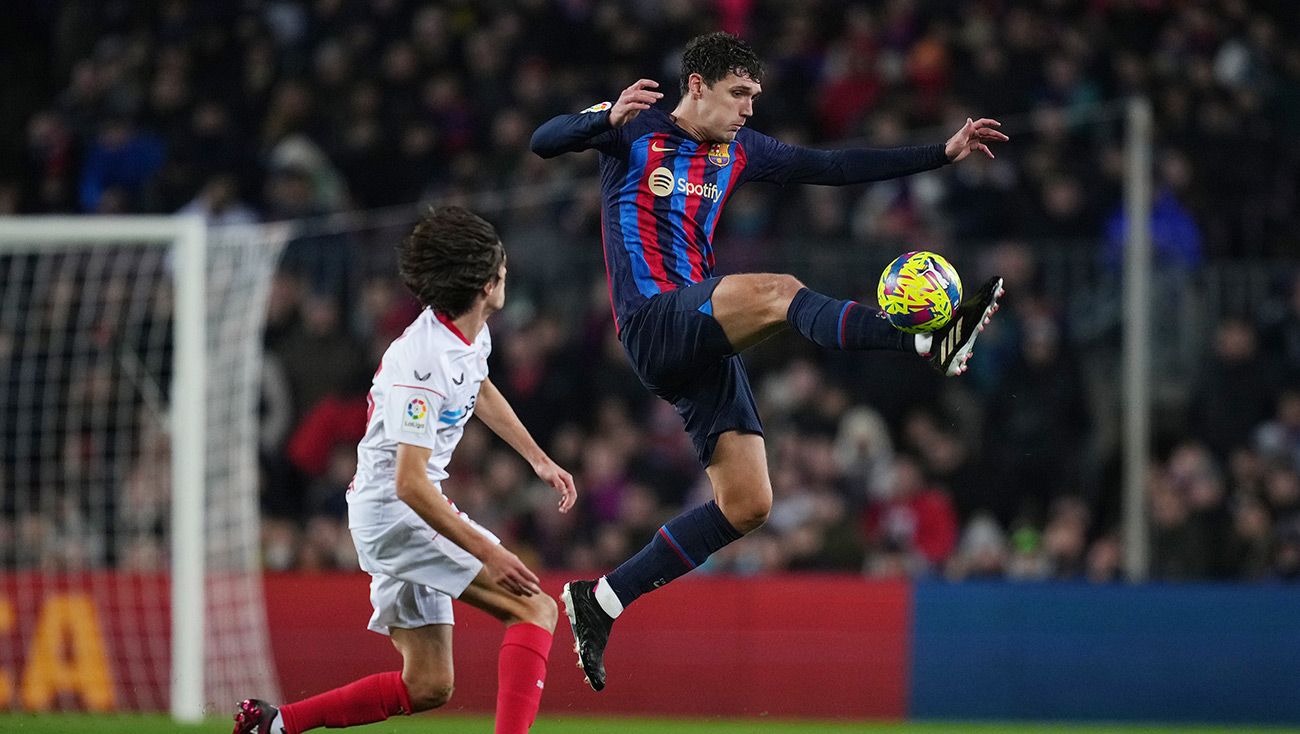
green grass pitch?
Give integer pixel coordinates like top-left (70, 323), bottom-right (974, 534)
top-left (1, 715), bottom-right (1297, 734)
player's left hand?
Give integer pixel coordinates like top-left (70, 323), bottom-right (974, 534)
top-left (944, 117), bottom-right (1008, 162)
top-left (533, 457), bottom-right (577, 513)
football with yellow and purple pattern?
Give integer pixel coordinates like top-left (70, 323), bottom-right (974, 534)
top-left (877, 251), bottom-right (963, 333)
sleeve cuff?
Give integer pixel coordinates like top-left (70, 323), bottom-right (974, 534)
top-left (933, 143), bottom-right (952, 166)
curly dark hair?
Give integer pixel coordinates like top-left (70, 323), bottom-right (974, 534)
top-left (398, 206), bottom-right (505, 317)
top-left (679, 32), bottom-right (764, 95)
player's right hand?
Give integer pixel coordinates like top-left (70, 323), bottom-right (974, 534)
top-left (609, 79), bottom-right (663, 128)
top-left (485, 546), bottom-right (542, 596)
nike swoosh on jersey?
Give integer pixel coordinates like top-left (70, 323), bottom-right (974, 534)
top-left (650, 142), bottom-right (675, 152)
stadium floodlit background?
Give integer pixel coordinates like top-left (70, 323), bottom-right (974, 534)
top-left (2, 1), bottom-right (1300, 732)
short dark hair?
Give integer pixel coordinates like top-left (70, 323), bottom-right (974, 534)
top-left (398, 205), bottom-right (505, 317)
top-left (679, 32), bottom-right (764, 95)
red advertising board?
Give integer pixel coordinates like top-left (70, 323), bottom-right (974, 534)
top-left (0, 573), bottom-right (171, 711)
top-left (0, 572), bottom-right (909, 719)
top-left (266, 573), bottom-right (910, 719)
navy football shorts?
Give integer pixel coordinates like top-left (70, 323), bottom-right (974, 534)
top-left (619, 277), bottom-right (764, 466)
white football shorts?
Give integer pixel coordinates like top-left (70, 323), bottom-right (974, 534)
top-left (351, 506), bottom-right (500, 635)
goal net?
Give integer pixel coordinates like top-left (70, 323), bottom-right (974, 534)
top-left (0, 216), bottom-right (283, 719)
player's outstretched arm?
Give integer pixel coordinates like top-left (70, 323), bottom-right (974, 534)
top-left (474, 377), bottom-right (577, 513)
top-left (529, 79), bottom-right (663, 158)
top-left (395, 442), bottom-right (542, 596)
top-left (745, 117), bottom-right (1007, 186)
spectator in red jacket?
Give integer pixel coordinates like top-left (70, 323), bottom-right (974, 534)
top-left (863, 454), bottom-right (959, 573)
top-left (286, 370), bottom-right (370, 479)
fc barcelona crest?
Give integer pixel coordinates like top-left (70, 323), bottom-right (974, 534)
top-left (707, 143), bottom-right (731, 167)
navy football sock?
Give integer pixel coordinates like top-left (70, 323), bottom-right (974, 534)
top-left (605, 501), bottom-right (743, 608)
top-left (787, 287), bottom-right (909, 351)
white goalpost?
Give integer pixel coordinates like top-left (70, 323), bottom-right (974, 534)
top-left (0, 216), bottom-right (283, 721)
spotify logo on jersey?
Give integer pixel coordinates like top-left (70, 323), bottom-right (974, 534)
top-left (648, 167), bottom-right (675, 197)
top-left (646, 166), bottom-right (722, 201)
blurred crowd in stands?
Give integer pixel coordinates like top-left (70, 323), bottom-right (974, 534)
top-left (253, 261), bottom-right (1300, 583)
top-left (4, 0), bottom-right (1300, 581)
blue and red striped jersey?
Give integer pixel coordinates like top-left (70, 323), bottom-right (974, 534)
top-left (589, 109), bottom-right (752, 326)
top-left (532, 105), bottom-right (950, 328)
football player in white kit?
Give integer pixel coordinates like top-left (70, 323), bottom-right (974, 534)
top-left (235, 206), bottom-right (577, 734)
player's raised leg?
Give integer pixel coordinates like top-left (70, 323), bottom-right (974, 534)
top-left (709, 272), bottom-right (914, 353)
top-left (709, 271), bottom-right (1005, 376)
top-left (458, 570), bottom-right (558, 734)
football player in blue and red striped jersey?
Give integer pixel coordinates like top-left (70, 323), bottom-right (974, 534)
top-left (531, 31), bottom-right (1007, 692)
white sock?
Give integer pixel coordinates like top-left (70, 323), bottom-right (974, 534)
top-left (272, 712), bottom-right (286, 733)
top-left (594, 577), bottom-right (624, 619)
top-left (915, 333), bottom-right (933, 356)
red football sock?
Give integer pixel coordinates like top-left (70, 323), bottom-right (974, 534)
top-left (495, 622), bottom-right (553, 734)
top-left (280, 671), bottom-right (411, 734)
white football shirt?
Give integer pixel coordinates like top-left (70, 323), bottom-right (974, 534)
top-left (348, 308), bottom-right (491, 528)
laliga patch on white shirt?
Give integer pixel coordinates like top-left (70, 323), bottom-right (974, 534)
top-left (581, 101), bottom-right (612, 113)
top-left (402, 395), bottom-right (431, 434)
